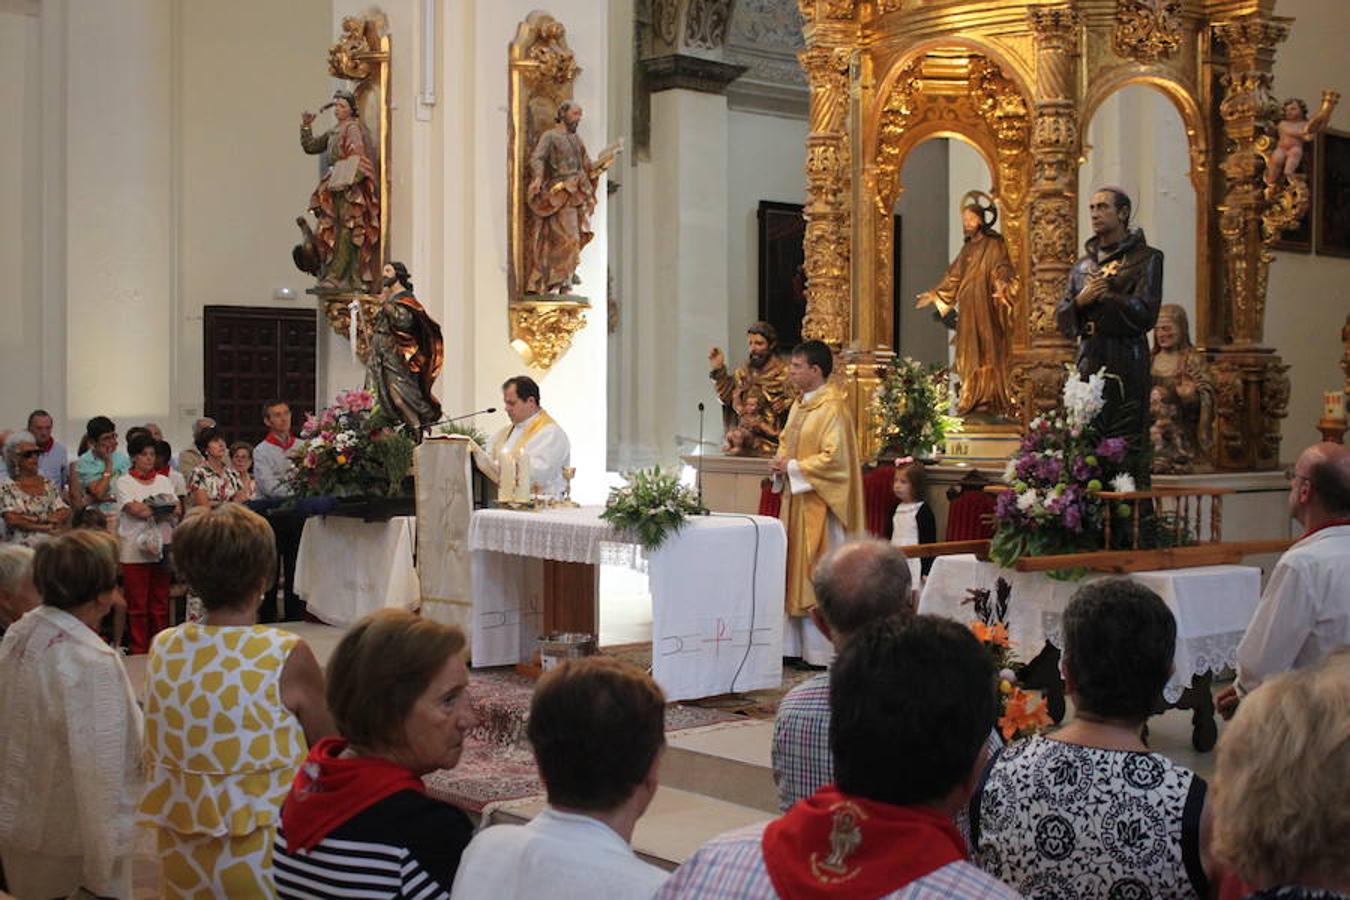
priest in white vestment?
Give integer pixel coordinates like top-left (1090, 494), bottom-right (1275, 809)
top-left (480, 375), bottom-right (571, 498)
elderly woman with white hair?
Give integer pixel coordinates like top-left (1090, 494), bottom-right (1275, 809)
top-left (0, 544), bottom-right (38, 637)
top-left (0, 430), bottom-right (70, 546)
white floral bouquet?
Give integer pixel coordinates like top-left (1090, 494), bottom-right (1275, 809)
top-left (599, 467), bottom-right (708, 550)
top-left (989, 366), bottom-right (1132, 576)
top-left (870, 357), bottom-right (963, 460)
top-left (289, 389), bottom-right (414, 498)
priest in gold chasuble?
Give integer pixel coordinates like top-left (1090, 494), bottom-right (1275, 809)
top-left (770, 341), bottom-right (865, 665)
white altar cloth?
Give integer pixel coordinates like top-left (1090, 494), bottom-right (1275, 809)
top-left (919, 554), bottom-right (1262, 701)
top-left (295, 515), bottom-right (420, 627)
top-left (469, 507), bottom-right (786, 702)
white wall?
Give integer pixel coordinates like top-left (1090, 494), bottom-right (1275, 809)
top-left (0, 6), bottom-right (41, 431)
top-left (178, 0), bottom-right (333, 437)
top-left (1269, 0), bottom-right (1350, 452)
top-left (726, 109), bottom-right (808, 343)
top-left (893, 137), bottom-right (953, 365)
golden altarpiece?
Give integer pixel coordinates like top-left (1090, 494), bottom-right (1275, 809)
top-left (797, 0), bottom-right (1305, 471)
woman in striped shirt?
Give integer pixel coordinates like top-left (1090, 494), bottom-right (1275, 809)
top-left (275, 610), bottom-right (478, 898)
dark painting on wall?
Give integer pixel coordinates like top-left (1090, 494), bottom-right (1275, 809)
top-left (757, 201), bottom-right (902, 351)
top-left (1272, 138), bottom-right (1314, 252)
top-left (1316, 128), bottom-right (1350, 258)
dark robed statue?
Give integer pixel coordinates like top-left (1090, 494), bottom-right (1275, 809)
top-left (367, 262), bottom-right (444, 431)
top-left (1057, 186), bottom-right (1164, 454)
top-left (916, 191), bottom-right (1017, 418)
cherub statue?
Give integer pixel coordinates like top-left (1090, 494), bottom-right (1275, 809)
top-left (1265, 92), bottom-right (1340, 193)
top-left (721, 391), bottom-right (780, 457)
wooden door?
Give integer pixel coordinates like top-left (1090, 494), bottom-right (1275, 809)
top-left (203, 306), bottom-right (317, 447)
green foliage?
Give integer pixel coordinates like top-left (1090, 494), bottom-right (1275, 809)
top-left (440, 421), bottom-right (489, 447)
top-left (870, 357), bottom-right (963, 459)
top-left (599, 467), bottom-right (708, 551)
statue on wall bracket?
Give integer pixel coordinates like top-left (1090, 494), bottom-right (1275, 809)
top-left (291, 13), bottom-right (392, 361)
top-left (916, 191), bottom-right (1019, 422)
top-left (1262, 91), bottom-right (1339, 244)
top-left (507, 11), bottom-right (621, 370)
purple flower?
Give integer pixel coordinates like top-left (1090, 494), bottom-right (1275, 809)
top-left (1016, 457), bottom-right (1037, 480)
top-left (1072, 457), bottom-right (1096, 481)
top-left (1097, 437), bottom-right (1128, 464)
top-left (1034, 456), bottom-right (1064, 483)
top-left (1063, 502), bottom-right (1083, 532)
top-left (995, 490), bottom-right (1017, 520)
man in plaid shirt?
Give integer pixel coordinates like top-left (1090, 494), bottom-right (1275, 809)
top-left (657, 615), bottom-right (1019, 899)
top-left (772, 539), bottom-right (915, 812)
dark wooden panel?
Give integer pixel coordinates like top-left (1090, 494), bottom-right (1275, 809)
top-left (204, 306), bottom-right (318, 447)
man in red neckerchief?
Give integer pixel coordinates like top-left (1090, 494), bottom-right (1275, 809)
top-left (657, 615), bottom-right (1017, 900)
top-left (253, 399), bottom-right (306, 622)
top-left (1217, 441), bottom-right (1350, 719)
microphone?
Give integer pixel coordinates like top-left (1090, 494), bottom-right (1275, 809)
top-left (697, 402), bottom-right (706, 511)
top-left (420, 407), bottom-right (498, 436)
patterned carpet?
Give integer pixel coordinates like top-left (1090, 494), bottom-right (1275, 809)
top-left (423, 665), bottom-right (753, 812)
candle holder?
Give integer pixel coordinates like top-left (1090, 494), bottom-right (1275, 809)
top-left (1317, 418), bottom-right (1347, 444)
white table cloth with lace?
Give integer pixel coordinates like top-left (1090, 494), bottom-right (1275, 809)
top-left (469, 507), bottom-right (786, 701)
top-left (919, 555), bottom-right (1261, 701)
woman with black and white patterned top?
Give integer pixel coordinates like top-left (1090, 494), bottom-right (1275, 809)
top-left (970, 578), bottom-right (1215, 899)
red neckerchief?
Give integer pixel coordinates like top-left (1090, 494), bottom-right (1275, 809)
top-left (130, 468), bottom-right (159, 485)
top-left (155, 465), bottom-right (171, 477)
top-left (281, 737), bottom-right (425, 853)
top-left (1299, 517), bottom-right (1350, 542)
top-left (761, 786), bottom-right (966, 899)
top-left (36, 437), bottom-right (53, 454)
top-left (265, 432), bottom-right (297, 451)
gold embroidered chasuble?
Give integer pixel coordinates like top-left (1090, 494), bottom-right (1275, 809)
top-left (776, 382), bottom-right (865, 617)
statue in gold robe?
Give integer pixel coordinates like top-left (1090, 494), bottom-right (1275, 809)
top-left (916, 192), bottom-right (1017, 418)
top-left (771, 343), bottom-right (865, 635)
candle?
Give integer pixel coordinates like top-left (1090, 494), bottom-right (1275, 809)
top-left (1324, 390), bottom-right (1347, 423)
top-left (499, 450), bottom-right (517, 500)
top-left (514, 450), bottom-right (533, 503)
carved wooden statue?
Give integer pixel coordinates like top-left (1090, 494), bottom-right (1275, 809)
top-left (1150, 304), bottom-right (1215, 473)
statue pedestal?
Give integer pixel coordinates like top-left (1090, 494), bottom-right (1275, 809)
top-left (942, 422), bottom-right (1023, 466)
top-left (681, 454), bottom-right (773, 515)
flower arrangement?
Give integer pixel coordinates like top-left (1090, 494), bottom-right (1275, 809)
top-left (599, 467), bottom-right (708, 551)
top-left (964, 578), bottom-right (1053, 741)
top-left (989, 366), bottom-right (1133, 576)
top-left (289, 389), bottom-right (415, 498)
top-left (870, 357), bottom-right (963, 460)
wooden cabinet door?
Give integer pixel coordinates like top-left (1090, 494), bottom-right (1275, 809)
top-left (203, 306), bottom-right (317, 447)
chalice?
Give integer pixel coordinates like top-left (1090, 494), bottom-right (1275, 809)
top-left (561, 467), bottom-right (578, 507)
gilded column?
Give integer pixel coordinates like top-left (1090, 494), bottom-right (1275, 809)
top-left (1207, 13), bottom-right (1291, 470)
top-left (1212, 14), bottom-right (1287, 349)
top-left (798, 2), bottom-right (856, 348)
top-left (1012, 6), bottom-right (1080, 422)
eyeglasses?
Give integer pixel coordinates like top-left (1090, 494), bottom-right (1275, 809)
top-left (17, 449), bottom-right (40, 459)
top-left (1284, 467), bottom-right (1311, 484)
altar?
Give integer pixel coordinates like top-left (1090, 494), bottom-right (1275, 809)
top-left (294, 515), bottom-right (421, 627)
top-left (469, 506), bottom-right (786, 702)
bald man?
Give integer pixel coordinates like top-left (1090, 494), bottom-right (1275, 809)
top-left (1217, 442), bottom-right (1350, 718)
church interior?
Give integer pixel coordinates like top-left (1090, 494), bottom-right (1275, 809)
top-left (1, 0), bottom-right (1348, 896)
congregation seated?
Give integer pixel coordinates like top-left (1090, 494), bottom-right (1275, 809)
top-left (0, 530), bottom-right (143, 898)
top-left (660, 615), bottom-right (1017, 899)
top-left (970, 578), bottom-right (1214, 897)
top-left (139, 504), bottom-right (333, 895)
top-left (452, 657), bottom-right (670, 900)
top-left (275, 609), bottom-right (477, 899)
top-left (1, 429), bottom-right (70, 546)
top-left (0, 545), bottom-right (37, 638)
top-left (772, 538), bottom-right (915, 811)
top-left (186, 425), bottom-right (248, 509)
top-left (1211, 651), bottom-right (1349, 900)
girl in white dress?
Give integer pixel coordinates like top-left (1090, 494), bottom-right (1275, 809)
top-left (890, 459), bottom-right (936, 605)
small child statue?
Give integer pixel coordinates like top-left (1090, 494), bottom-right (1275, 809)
top-left (722, 392), bottom-right (781, 457)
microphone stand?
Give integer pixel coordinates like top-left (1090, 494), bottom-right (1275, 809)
top-left (697, 402), bottom-right (706, 511)
top-left (420, 407), bottom-right (498, 440)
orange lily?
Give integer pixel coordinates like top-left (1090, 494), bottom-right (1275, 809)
top-left (999, 687), bottom-right (1053, 741)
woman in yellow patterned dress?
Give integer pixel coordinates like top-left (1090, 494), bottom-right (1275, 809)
top-left (139, 504), bottom-right (334, 897)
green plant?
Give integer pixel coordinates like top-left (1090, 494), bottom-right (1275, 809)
top-left (440, 421), bottom-right (489, 447)
top-left (599, 467), bottom-right (708, 551)
top-left (870, 357), bottom-right (963, 459)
